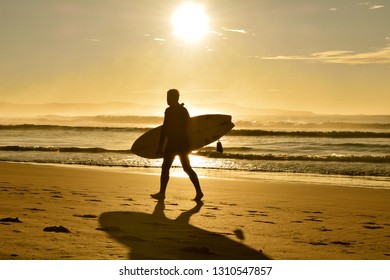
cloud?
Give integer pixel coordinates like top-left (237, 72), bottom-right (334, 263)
top-left (369, 5), bottom-right (385, 9)
top-left (357, 2), bottom-right (385, 9)
top-left (260, 44), bottom-right (390, 65)
top-left (221, 27), bottom-right (248, 34)
top-left (208, 27), bottom-right (252, 40)
top-left (83, 37), bottom-right (101, 42)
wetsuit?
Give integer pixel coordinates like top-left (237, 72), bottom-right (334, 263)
top-left (159, 103), bottom-right (190, 155)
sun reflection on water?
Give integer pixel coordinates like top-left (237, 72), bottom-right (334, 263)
top-left (169, 153), bottom-right (213, 177)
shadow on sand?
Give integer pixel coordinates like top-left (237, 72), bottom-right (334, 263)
top-left (99, 200), bottom-right (270, 260)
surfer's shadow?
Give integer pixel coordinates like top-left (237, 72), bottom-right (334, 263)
top-left (99, 200), bottom-right (270, 260)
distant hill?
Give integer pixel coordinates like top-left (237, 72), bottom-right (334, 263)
top-left (0, 102), bottom-right (162, 117)
top-left (0, 101), bottom-right (314, 118)
top-left (192, 102), bottom-right (315, 117)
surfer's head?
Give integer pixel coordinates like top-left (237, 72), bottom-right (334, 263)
top-left (167, 89), bottom-right (180, 106)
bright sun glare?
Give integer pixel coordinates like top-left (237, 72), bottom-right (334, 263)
top-left (171, 2), bottom-right (209, 43)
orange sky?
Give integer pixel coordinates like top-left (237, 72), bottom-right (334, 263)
top-left (1, 0), bottom-right (389, 114)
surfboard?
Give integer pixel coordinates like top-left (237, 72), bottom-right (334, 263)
top-left (131, 114), bottom-right (234, 159)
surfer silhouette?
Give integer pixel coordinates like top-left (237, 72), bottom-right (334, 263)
top-left (151, 89), bottom-right (204, 201)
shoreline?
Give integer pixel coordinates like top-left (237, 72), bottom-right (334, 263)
top-left (2, 160), bottom-right (389, 190)
top-left (1, 162), bottom-right (389, 260)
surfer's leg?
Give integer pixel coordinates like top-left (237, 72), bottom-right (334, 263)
top-left (151, 154), bottom-right (175, 199)
top-left (180, 154), bottom-right (203, 201)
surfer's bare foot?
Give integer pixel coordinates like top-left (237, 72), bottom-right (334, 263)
top-left (150, 193), bottom-right (165, 200)
top-left (193, 192), bottom-right (204, 202)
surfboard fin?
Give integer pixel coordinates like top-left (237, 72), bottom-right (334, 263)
top-left (217, 140), bottom-right (223, 153)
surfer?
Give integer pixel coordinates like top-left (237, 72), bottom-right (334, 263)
top-left (151, 89), bottom-right (204, 201)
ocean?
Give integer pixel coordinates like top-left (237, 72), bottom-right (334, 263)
top-left (1, 114), bottom-right (389, 189)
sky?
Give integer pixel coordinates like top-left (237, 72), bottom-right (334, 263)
top-left (1, 0), bottom-right (389, 115)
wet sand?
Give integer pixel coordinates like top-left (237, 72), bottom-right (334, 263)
top-left (0, 162), bottom-right (389, 260)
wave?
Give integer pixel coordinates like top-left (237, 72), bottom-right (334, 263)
top-left (2, 123), bottom-right (390, 138)
top-left (228, 129), bottom-right (390, 138)
top-left (2, 145), bottom-right (389, 164)
top-left (196, 151), bottom-right (390, 163)
top-left (0, 124), bottom-right (148, 132)
top-left (325, 142), bottom-right (390, 149)
top-left (1, 146), bottom-right (389, 178)
top-left (0, 145), bottom-right (131, 154)
top-left (235, 121), bottom-right (390, 130)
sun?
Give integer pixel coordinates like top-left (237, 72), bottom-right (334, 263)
top-left (171, 2), bottom-right (209, 43)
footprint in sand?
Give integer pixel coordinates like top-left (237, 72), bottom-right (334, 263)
top-left (265, 206), bottom-right (281, 210)
top-left (248, 210), bottom-right (268, 217)
top-left (232, 213), bottom-right (244, 217)
top-left (302, 210), bottom-right (325, 221)
top-left (71, 191), bottom-right (89, 196)
top-left (310, 240), bottom-right (354, 247)
top-left (302, 210), bottom-right (325, 222)
top-left (49, 191), bottom-right (63, 198)
top-left (1, 185), bottom-right (12, 192)
top-left (42, 188), bottom-right (57, 192)
top-left (43, 226), bottom-right (70, 233)
top-left (318, 227), bottom-right (332, 232)
top-left (332, 241), bottom-right (352, 246)
top-left (303, 210), bottom-right (323, 214)
top-left (249, 210), bottom-right (274, 223)
top-left (304, 216), bottom-right (323, 222)
top-left (85, 199), bottom-right (103, 202)
top-left (165, 202), bottom-right (179, 206)
top-left (362, 222), bottom-right (384, 229)
top-left (254, 220), bottom-right (276, 225)
top-left (0, 217), bottom-right (22, 223)
top-left (309, 241), bottom-right (328, 246)
top-left (200, 214), bottom-right (216, 218)
top-left (219, 202), bottom-right (237, 207)
top-left (24, 208), bottom-right (46, 212)
top-left (73, 214), bottom-right (98, 219)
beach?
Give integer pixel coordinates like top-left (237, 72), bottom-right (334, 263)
top-left (1, 162), bottom-right (389, 260)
